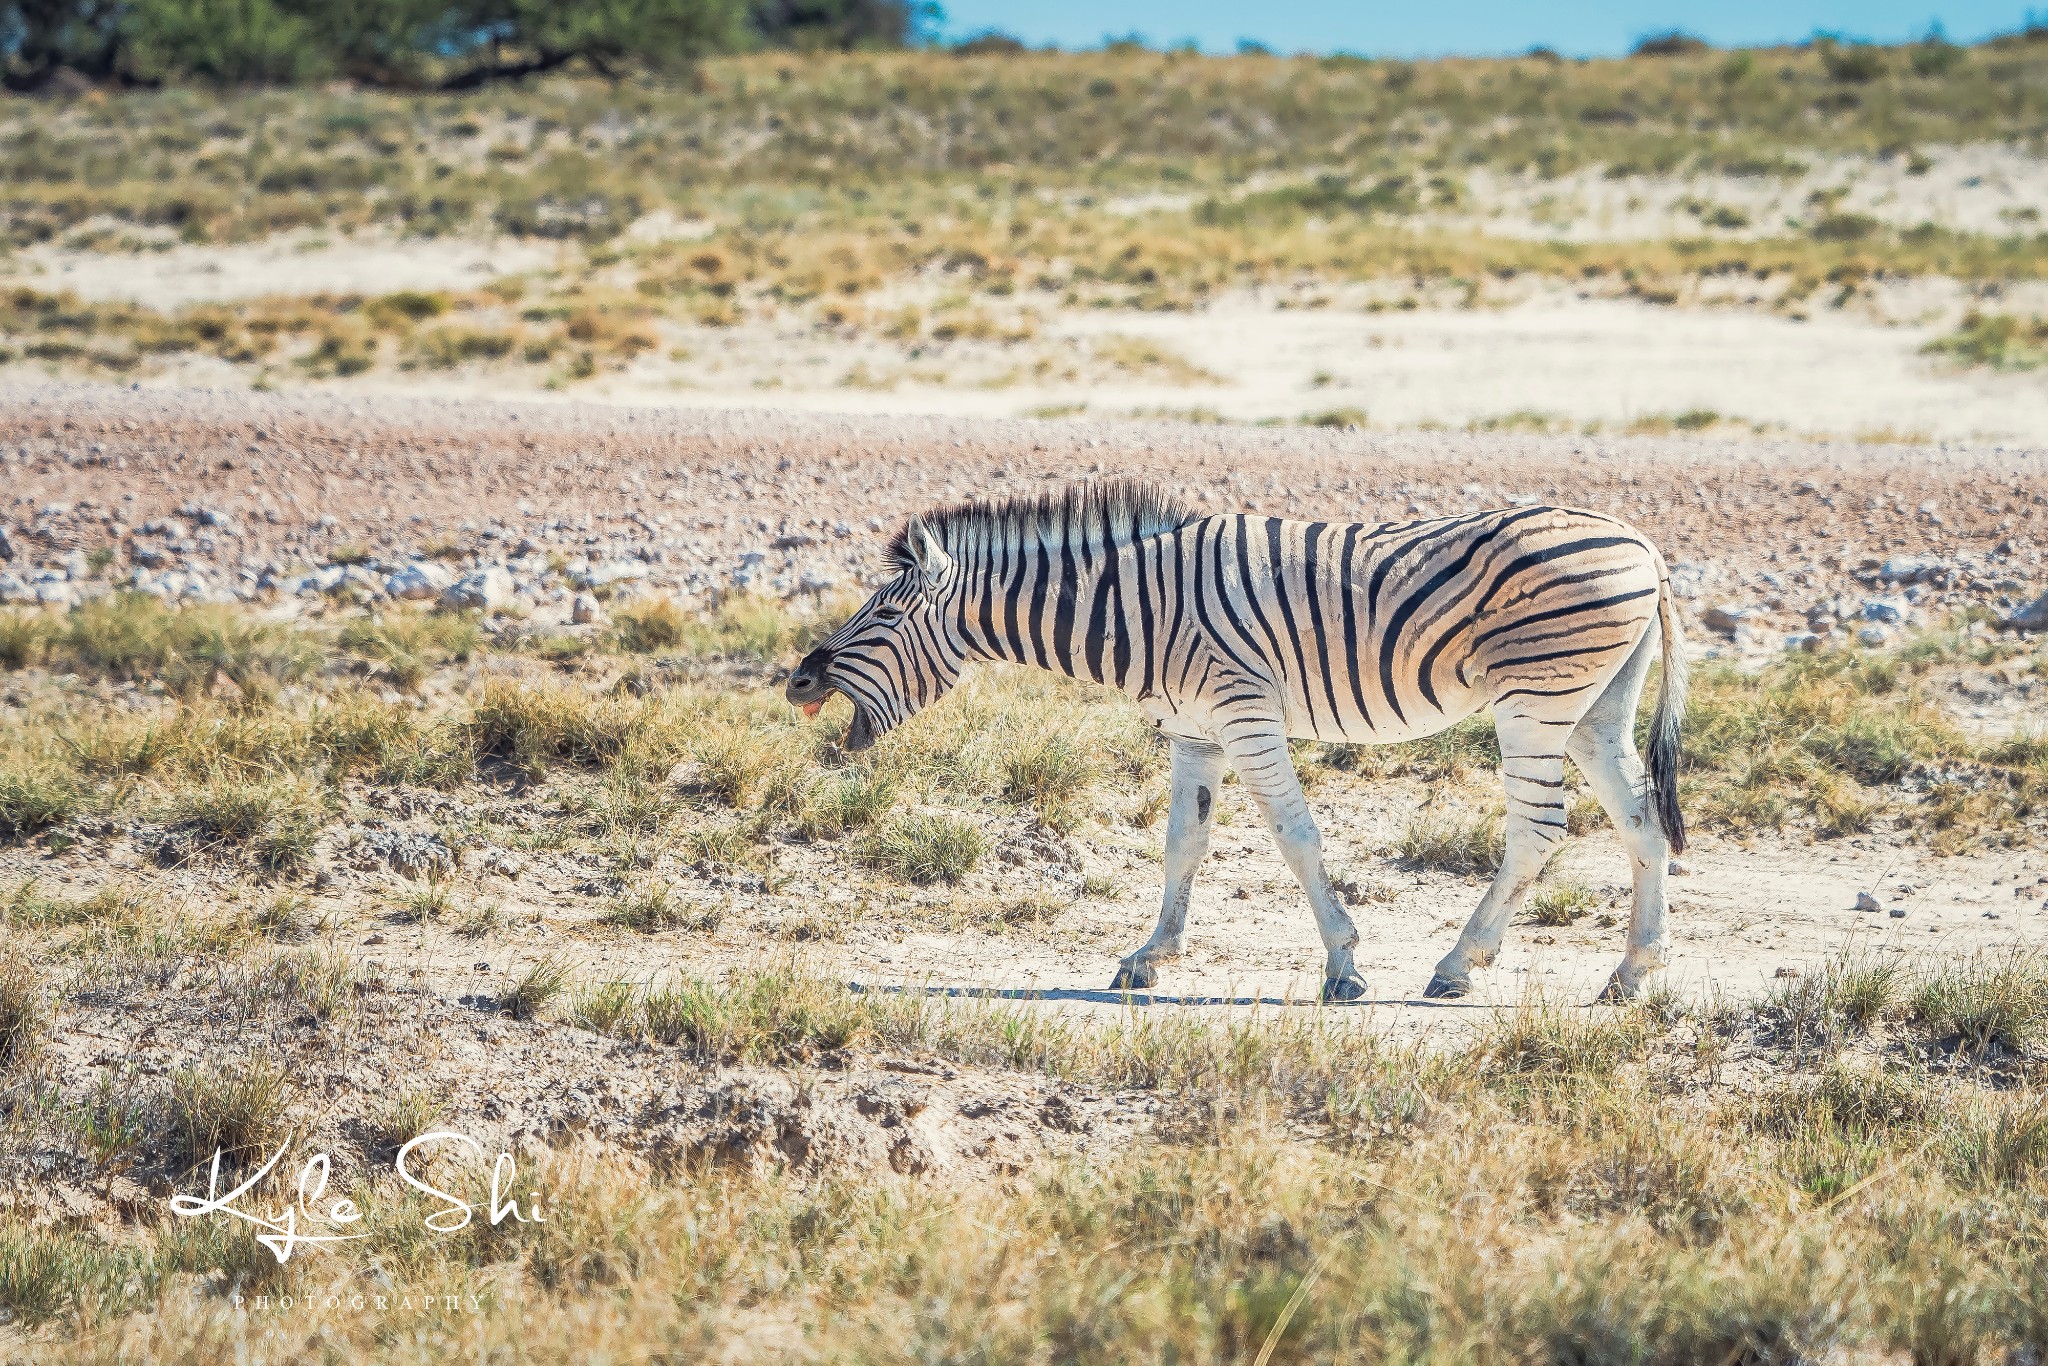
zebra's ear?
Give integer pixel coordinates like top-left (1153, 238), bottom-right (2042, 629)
top-left (904, 517), bottom-right (952, 592)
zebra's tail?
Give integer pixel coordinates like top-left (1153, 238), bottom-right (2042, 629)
top-left (1647, 571), bottom-right (1689, 855)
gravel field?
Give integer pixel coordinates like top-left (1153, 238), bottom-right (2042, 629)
top-left (3, 381), bottom-right (2046, 651)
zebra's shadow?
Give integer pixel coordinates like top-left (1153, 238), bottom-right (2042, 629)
top-left (845, 981), bottom-right (1488, 1009)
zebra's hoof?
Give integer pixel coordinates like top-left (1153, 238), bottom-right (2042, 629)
top-left (1595, 972), bottom-right (1638, 1003)
top-left (1320, 974), bottom-right (1368, 1004)
top-left (1110, 961), bottom-right (1157, 992)
top-left (1421, 973), bottom-right (1470, 1000)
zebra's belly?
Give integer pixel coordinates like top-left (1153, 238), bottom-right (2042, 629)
top-left (1138, 677), bottom-right (1491, 747)
top-left (1283, 674), bottom-right (1491, 746)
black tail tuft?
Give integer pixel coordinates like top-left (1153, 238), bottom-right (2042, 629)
top-left (1647, 581), bottom-right (1688, 855)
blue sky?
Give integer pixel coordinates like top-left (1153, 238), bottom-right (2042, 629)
top-left (935, 3), bottom-right (2042, 56)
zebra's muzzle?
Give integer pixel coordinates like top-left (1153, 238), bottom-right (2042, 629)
top-left (786, 646), bottom-right (880, 750)
top-left (785, 647), bottom-right (833, 715)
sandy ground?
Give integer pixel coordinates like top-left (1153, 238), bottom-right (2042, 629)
top-left (295, 772), bottom-right (2048, 1041)
top-left (6, 229), bottom-right (575, 308)
top-left (13, 283), bottom-right (2048, 439)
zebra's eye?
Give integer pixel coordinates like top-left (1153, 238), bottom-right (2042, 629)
top-left (874, 604), bottom-right (905, 623)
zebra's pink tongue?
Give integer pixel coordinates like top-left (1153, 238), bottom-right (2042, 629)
top-left (800, 700), bottom-right (824, 718)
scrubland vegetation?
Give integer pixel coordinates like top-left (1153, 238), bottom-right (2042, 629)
top-left (3, 32), bottom-right (2047, 389)
top-left (0, 593), bottom-right (2039, 889)
top-left (0, 591), bottom-right (2044, 1355)
top-left (2, 948), bottom-right (2047, 1357)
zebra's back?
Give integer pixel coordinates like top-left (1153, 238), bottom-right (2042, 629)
top-left (1153, 505), bottom-right (1667, 744)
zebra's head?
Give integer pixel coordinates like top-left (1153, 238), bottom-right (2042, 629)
top-left (784, 516), bottom-right (965, 752)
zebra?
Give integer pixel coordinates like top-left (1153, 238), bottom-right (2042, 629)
top-left (784, 480), bottom-right (1687, 1004)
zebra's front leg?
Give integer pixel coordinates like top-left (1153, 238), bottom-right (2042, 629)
top-left (1424, 716), bottom-right (1570, 1000)
top-left (1112, 739), bottom-right (1225, 992)
top-left (1220, 725), bottom-right (1368, 1004)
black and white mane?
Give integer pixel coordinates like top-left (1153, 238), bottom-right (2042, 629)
top-left (885, 480), bottom-right (1195, 572)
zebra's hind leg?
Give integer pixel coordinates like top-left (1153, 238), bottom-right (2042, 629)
top-left (1422, 713), bottom-right (1571, 1001)
top-left (1564, 633), bottom-right (1672, 1002)
top-left (1111, 739), bottom-right (1225, 992)
top-left (1216, 724), bottom-right (1368, 1004)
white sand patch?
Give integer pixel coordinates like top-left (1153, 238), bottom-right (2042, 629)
top-left (1440, 145), bottom-right (2048, 241)
top-left (4, 229), bottom-right (573, 307)
top-left (478, 290), bottom-right (2045, 443)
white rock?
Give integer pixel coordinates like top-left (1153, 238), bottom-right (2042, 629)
top-left (0, 574), bottom-right (32, 604)
top-left (441, 566), bottom-right (517, 612)
top-left (1860, 597), bottom-right (1906, 625)
top-left (571, 591), bottom-right (603, 625)
top-left (339, 565), bottom-right (386, 598)
top-left (1856, 625), bottom-right (1889, 647)
top-left (579, 559), bottom-right (650, 588)
top-left (1854, 891), bottom-right (1881, 912)
top-left (33, 581), bottom-right (74, 607)
top-left (385, 560), bottom-right (454, 601)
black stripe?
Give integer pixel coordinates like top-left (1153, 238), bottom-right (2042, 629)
top-left (1470, 585), bottom-right (1655, 649)
top-left (1052, 521), bottom-right (1080, 676)
top-left (1490, 639), bottom-right (1631, 673)
top-left (1236, 517), bottom-right (1293, 683)
top-left (1469, 537), bottom-right (1641, 620)
top-left (1300, 522), bottom-right (1345, 737)
top-left (1025, 533), bottom-right (1053, 669)
top-left (1337, 523), bottom-right (1373, 731)
top-left (1265, 518), bottom-right (1320, 733)
top-left (1192, 521), bottom-right (1268, 681)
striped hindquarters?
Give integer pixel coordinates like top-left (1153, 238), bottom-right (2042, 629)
top-left (1179, 506), bottom-right (1666, 741)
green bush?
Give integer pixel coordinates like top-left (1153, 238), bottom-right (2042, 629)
top-left (859, 811), bottom-right (985, 885)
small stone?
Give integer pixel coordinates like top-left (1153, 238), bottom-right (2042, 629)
top-left (1668, 859), bottom-right (1691, 876)
top-left (1854, 891), bottom-right (1881, 912)
top-left (2004, 590), bottom-right (2048, 633)
top-left (1888, 905), bottom-right (1908, 919)
top-left (1701, 603), bottom-right (1751, 635)
top-left (1856, 625), bottom-right (1889, 647)
top-left (571, 591), bottom-right (603, 625)
top-left (480, 848), bottom-right (524, 879)
top-left (1860, 597), bottom-right (1907, 625)
top-left (1774, 965), bottom-right (1801, 978)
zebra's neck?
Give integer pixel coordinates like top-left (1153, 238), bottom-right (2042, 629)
top-left (943, 528), bottom-right (1149, 686)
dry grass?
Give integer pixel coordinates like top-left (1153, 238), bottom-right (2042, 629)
top-left (167, 1057), bottom-right (295, 1172)
top-left (1, 955), bottom-right (2043, 1354)
top-left (0, 948), bottom-right (41, 1069)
